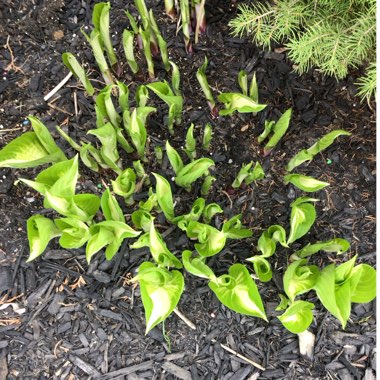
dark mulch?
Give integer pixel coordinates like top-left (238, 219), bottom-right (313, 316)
top-left (0, 0), bottom-right (376, 379)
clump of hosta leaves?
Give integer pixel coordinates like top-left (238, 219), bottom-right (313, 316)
top-left (164, 0), bottom-right (207, 53)
top-left (0, 1), bottom-right (375, 338)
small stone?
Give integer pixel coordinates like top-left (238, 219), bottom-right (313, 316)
top-left (52, 30), bottom-right (64, 41)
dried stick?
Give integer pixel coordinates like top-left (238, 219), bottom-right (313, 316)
top-left (174, 308), bottom-right (196, 330)
top-left (44, 72), bottom-right (73, 102)
top-left (216, 341), bottom-right (266, 371)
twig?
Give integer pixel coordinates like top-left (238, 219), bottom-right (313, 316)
top-left (4, 36), bottom-right (25, 74)
top-left (47, 102), bottom-right (74, 116)
top-left (221, 190), bottom-right (233, 208)
top-left (0, 127), bottom-right (23, 134)
top-left (73, 90), bottom-right (78, 117)
top-left (174, 308), bottom-right (196, 330)
top-left (215, 341), bottom-right (266, 371)
top-left (44, 72), bottom-right (73, 102)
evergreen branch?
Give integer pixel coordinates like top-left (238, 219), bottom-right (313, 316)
top-left (356, 61), bottom-right (376, 101)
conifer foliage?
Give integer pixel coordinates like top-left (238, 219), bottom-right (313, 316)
top-left (229, 0), bottom-right (376, 101)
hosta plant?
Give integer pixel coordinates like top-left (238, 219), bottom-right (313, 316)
top-left (286, 130), bottom-right (351, 172)
top-left (146, 79), bottom-right (183, 135)
top-left (258, 108), bottom-right (292, 155)
top-left (278, 253), bottom-right (376, 333)
top-left (0, 117), bottom-right (66, 168)
top-left (218, 70), bottom-right (266, 116)
top-left (165, 0), bottom-right (207, 52)
top-left (232, 161), bottom-right (265, 188)
top-left (196, 57), bottom-right (218, 117)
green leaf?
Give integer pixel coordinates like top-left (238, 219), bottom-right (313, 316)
top-left (232, 162), bottom-right (252, 188)
top-left (146, 81), bottom-right (183, 133)
top-left (148, 220), bottom-right (182, 268)
top-left (218, 93), bottom-right (267, 115)
top-left (258, 120), bottom-right (275, 144)
top-left (175, 198), bottom-right (205, 227)
top-left (248, 256), bottom-right (272, 282)
top-left (55, 218), bottom-right (90, 249)
top-left (132, 210), bottom-right (153, 232)
top-left (79, 143), bottom-right (102, 172)
top-left (135, 85), bottom-right (149, 108)
top-left (249, 72), bottom-right (259, 102)
top-left (134, 262), bottom-right (184, 334)
top-left (140, 27), bottom-right (154, 80)
top-left (283, 259), bottom-right (319, 302)
top-left (202, 123), bottom-right (212, 150)
top-left (257, 231), bottom-right (276, 258)
top-left (153, 173), bottom-right (175, 221)
top-left (255, 224), bottom-right (287, 260)
top-left (87, 220), bottom-right (140, 261)
top-left (56, 125), bottom-right (82, 151)
top-left (122, 29), bottom-right (139, 74)
top-left (86, 226), bottom-right (114, 263)
top-left (20, 156), bottom-right (79, 204)
top-left (101, 188), bottom-right (125, 222)
top-left (166, 141), bottom-right (184, 174)
top-left (45, 192), bottom-right (100, 222)
top-left (201, 175), bottom-right (216, 196)
top-left (268, 225), bottom-right (288, 247)
top-left (29, 117), bottom-right (67, 161)
top-left (284, 174), bottom-right (329, 192)
top-left (82, 29), bottom-right (113, 85)
top-left (196, 56), bottom-right (217, 115)
top-left (286, 130), bottom-right (351, 172)
top-left (263, 108), bottom-right (292, 155)
top-left (139, 188), bottom-right (157, 212)
top-left (185, 221), bottom-right (226, 257)
top-left (125, 108), bottom-right (148, 158)
top-left (287, 197), bottom-right (317, 245)
top-left (203, 203), bottom-right (223, 224)
top-left (117, 81), bottom-right (129, 112)
top-left (238, 70), bottom-right (248, 95)
top-left (62, 53), bottom-right (94, 95)
top-left (222, 214), bottom-right (253, 239)
top-left (313, 264), bottom-right (348, 328)
top-left (93, 2), bottom-right (118, 67)
top-left (169, 61), bottom-right (181, 95)
top-left (27, 215), bottom-right (61, 262)
top-left (149, 10), bottom-right (169, 71)
top-left (245, 162), bottom-right (265, 184)
top-left (185, 124), bottom-right (197, 160)
top-left (175, 158), bottom-right (214, 191)
top-left (88, 122), bottom-right (121, 173)
top-left (112, 168), bottom-right (136, 204)
top-left (294, 238), bottom-right (350, 259)
top-left (136, 106), bottom-right (156, 127)
top-left (232, 161), bottom-right (264, 188)
top-left (209, 264), bottom-right (267, 320)
top-left (95, 85), bottom-right (121, 128)
top-left (350, 264), bottom-right (377, 303)
top-left (182, 250), bottom-right (216, 281)
top-left (125, 10), bottom-right (139, 34)
top-left (133, 160), bottom-right (150, 184)
top-left (0, 118), bottom-right (66, 168)
top-left (134, 0), bottom-right (150, 27)
top-left (278, 300), bottom-right (314, 334)
top-left (275, 294), bottom-right (290, 311)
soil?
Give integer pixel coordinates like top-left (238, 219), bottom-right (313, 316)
top-left (0, 0), bottom-right (376, 379)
